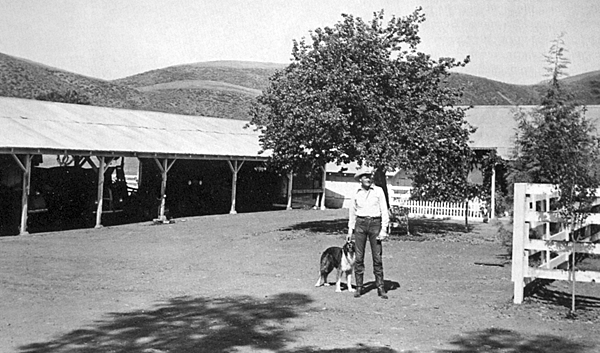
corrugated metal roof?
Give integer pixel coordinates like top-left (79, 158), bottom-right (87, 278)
top-left (3, 97), bottom-right (599, 163)
top-left (0, 97), bottom-right (269, 160)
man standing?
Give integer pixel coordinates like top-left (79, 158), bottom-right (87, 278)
top-left (347, 168), bottom-right (389, 299)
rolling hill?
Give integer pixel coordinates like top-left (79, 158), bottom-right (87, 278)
top-left (0, 52), bottom-right (150, 110)
top-left (1, 52), bottom-right (599, 120)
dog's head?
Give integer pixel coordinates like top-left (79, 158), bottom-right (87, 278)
top-left (343, 240), bottom-right (355, 254)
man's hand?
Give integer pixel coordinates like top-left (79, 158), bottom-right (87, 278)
top-left (347, 228), bottom-right (353, 241)
top-left (376, 230), bottom-right (388, 241)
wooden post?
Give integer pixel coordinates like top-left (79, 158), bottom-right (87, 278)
top-left (137, 158), bottom-right (143, 189)
top-left (158, 159), bottom-right (168, 221)
top-left (227, 160), bottom-right (244, 214)
top-left (12, 154), bottom-right (32, 235)
top-left (512, 183), bottom-right (528, 304)
top-left (286, 173), bottom-right (293, 210)
top-left (154, 158), bottom-right (176, 222)
top-left (544, 193), bottom-right (551, 267)
top-left (490, 165), bottom-right (496, 219)
top-left (320, 166), bottom-right (327, 210)
top-left (95, 157), bottom-right (106, 228)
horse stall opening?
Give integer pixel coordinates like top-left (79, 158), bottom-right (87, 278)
top-left (1, 155), bottom-right (136, 236)
top-left (137, 158), bottom-right (283, 219)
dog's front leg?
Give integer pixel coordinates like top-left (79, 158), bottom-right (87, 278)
top-left (347, 271), bottom-right (355, 292)
top-left (335, 270), bottom-right (342, 292)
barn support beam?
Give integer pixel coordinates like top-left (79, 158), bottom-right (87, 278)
top-left (490, 165), bottom-right (496, 219)
top-left (227, 160), bottom-right (244, 214)
top-left (154, 158), bottom-right (176, 222)
top-left (94, 157), bottom-right (114, 228)
top-left (83, 156), bottom-right (98, 171)
top-left (12, 154), bottom-right (32, 235)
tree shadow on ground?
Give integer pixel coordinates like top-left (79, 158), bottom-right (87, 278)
top-left (18, 293), bottom-right (397, 353)
top-left (280, 218), bottom-right (348, 235)
top-left (402, 218), bottom-right (472, 237)
top-left (281, 218), bottom-right (472, 239)
top-left (436, 328), bottom-right (594, 353)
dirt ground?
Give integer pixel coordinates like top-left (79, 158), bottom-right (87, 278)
top-left (1, 209), bottom-right (599, 353)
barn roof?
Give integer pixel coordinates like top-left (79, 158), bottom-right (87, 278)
top-left (0, 97), bottom-right (268, 161)
top-left (2, 97), bottom-right (599, 165)
top-left (465, 105), bottom-right (600, 159)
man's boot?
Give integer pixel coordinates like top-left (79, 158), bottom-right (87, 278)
top-left (354, 273), bottom-right (363, 298)
top-left (376, 275), bottom-right (388, 299)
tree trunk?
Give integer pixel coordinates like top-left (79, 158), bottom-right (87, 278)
top-left (374, 166), bottom-right (390, 209)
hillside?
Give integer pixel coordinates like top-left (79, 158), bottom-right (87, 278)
top-left (0, 52), bottom-right (150, 110)
top-left (445, 73), bottom-right (541, 105)
top-left (110, 61), bottom-right (284, 119)
top-left (113, 61), bottom-right (284, 90)
top-left (0, 53), bottom-right (281, 120)
top-left (560, 70), bottom-right (600, 104)
top-left (1, 52), bottom-right (599, 120)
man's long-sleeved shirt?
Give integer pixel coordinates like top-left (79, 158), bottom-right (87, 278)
top-left (348, 184), bottom-right (389, 231)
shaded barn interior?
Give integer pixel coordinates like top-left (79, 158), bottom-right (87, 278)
top-left (0, 155), bottom-right (285, 236)
top-left (138, 159), bottom-right (282, 219)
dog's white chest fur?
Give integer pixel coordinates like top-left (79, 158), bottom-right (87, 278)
top-left (341, 252), bottom-right (355, 272)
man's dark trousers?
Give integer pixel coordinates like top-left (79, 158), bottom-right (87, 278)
top-left (354, 216), bottom-right (384, 293)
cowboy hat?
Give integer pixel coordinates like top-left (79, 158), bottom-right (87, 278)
top-left (354, 168), bottom-right (373, 181)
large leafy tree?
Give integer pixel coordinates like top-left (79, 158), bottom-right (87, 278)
top-left (510, 34), bottom-right (600, 313)
top-left (249, 8), bottom-right (475, 202)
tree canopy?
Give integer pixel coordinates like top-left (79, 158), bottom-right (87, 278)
top-left (249, 8), bottom-right (475, 201)
top-left (510, 34), bottom-right (600, 217)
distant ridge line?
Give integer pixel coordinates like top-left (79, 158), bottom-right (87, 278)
top-left (174, 60), bottom-right (288, 69)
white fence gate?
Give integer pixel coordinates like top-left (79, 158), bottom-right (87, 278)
top-left (512, 183), bottom-right (600, 304)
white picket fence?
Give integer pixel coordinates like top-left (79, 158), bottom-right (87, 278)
top-left (512, 183), bottom-right (600, 304)
top-left (389, 186), bottom-right (486, 220)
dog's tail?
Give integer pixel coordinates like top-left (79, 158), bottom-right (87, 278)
top-left (315, 253), bottom-right (333, 287)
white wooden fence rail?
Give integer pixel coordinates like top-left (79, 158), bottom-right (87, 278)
top-left (389, 186), bottom-right (485, 220)
top-left (512, 183), bottom-right (600, 304)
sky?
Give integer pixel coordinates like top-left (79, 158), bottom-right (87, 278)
top-left (0, 0), bottom-right (598, 85)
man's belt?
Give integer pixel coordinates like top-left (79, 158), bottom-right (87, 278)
top-left (356, 216), bottom-right (381, 220)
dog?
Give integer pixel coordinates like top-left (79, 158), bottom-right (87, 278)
top-left (314, 240), bottom-right (356, 292)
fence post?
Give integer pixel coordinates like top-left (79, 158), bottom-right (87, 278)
top-left (512, 183), bottom-right (528, 304)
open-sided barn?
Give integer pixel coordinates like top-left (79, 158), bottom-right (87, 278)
top-left (0, 97), bottom-right (281, 235)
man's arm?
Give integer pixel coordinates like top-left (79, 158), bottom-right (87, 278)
top-left (347, 192), bottom-right (357, 240)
